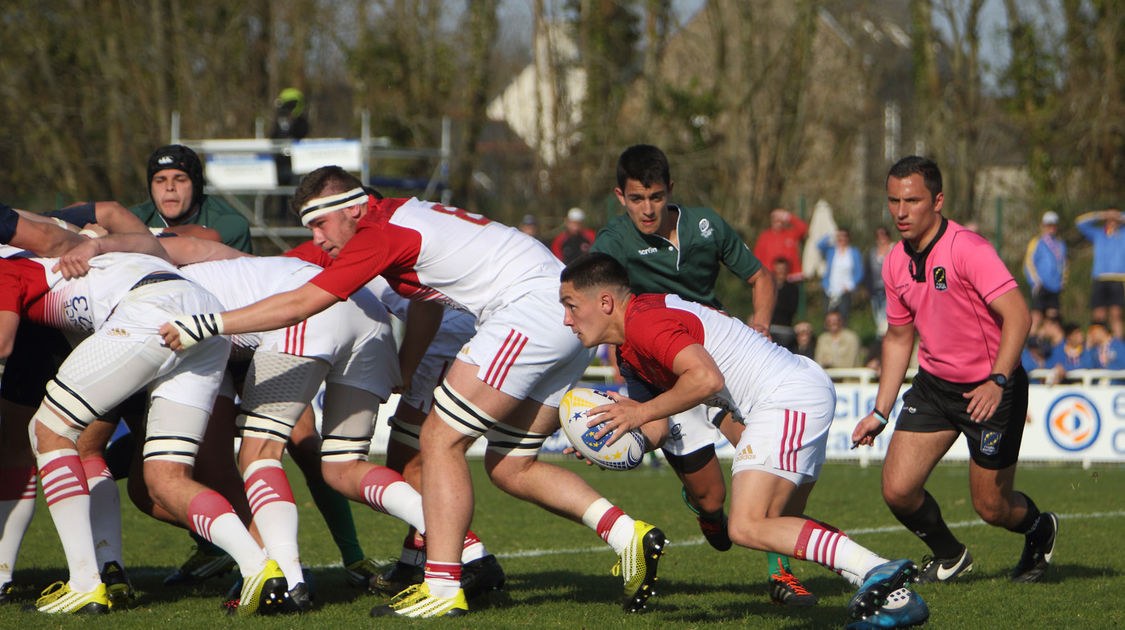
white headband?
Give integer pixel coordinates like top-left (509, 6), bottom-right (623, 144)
top-left (299, 187), bottom-right (367, 226)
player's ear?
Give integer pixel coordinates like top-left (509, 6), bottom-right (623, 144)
top-left (599, 290), bottom-right (615, 315)
top-left (613, 187), bottom-right (626, 207)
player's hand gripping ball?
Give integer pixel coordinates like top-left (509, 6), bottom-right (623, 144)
top-left (558, 387), bottom-right (645, 470)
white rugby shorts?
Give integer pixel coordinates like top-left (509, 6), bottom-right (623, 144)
top-left (458, 288), bottom-right (593, 407)
top-left (730, 356), bottom-right (835, 485)
top-left (255, 289), bottom-right (400, 401)
top-left (663, 404), bottom-right (725, 456)
top-left (61, 279), bottom-right (230, 414)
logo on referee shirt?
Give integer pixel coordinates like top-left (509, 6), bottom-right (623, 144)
top-left (933, 267), bottom-right (947, 291)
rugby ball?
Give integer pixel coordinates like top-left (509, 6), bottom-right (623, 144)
top-left (558, 387), bottom-right (646, 471)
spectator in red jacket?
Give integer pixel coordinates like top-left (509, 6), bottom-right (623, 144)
top-left (754, 208), bottom-right (808, 279)
top-left (551, 207), bottom-right (597, 264)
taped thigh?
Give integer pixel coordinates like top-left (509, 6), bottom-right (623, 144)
top-left (320, 383), bottom-right (380, 463)
top-left (483, 422), bottom-right (553, 458)
top-left (143, 397), bottom-right (210, 466)
top-left (388, 415), bottom-right (422, 450)
top-left (37, 336), bottom-right (168, 440)
top-left (432, 382), bottom-right (499, 438)
top-left (238, 352), bottom-right (328, 443)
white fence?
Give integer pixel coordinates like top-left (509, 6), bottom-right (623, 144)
top-left (338, 367), bottom-right (1125, 467)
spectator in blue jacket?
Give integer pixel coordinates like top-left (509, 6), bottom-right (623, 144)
top-left (1076, 208), bottom-right (1125, 339)
top-left (1023, 211), bottom-right (1067, 337)
top-left (1080, 321), bottom-right (1125, 370)
top-left (817, 227), bottom-right (863, 324)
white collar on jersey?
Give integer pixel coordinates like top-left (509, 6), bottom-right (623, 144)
top-left (299, 187), bottom-right (367, 226)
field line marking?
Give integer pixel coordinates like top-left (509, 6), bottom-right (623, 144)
top-left (492, 509), bottom-right (1125, 560)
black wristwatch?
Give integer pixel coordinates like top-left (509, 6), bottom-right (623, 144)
top-left (988, 373), bottom-right (1008, 387)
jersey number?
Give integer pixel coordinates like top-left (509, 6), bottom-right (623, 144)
top-left (431, 204), bottom-right (490, 226)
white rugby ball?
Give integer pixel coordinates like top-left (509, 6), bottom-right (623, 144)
top-left (558, 387), bottom-right (646, 471)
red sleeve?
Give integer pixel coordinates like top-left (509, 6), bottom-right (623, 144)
top-left (790, 215), bottom-right (809, 240)
top-left (626, 302), bottom-right (702, 372)
top-left (0, 262), bottom-right (28, 314)
top-left (309, 218), bottom-right (421, 299)
top-left (550, 232), bottom-right (566, 260)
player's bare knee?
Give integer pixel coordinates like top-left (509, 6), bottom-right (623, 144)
top-left (237, 438), bottom-right (285, 473)
top-left (142, 460), bottom-right (192, 509)
top-left (727, 517), bottom-right (767, 549)
top-left (972, 495), bottom-right (1010, 526)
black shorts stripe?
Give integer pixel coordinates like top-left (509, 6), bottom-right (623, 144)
top-left (45, 378), bottom-right (100, 423)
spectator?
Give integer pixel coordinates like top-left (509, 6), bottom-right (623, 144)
top-left (518, 214), bottom-right (541, 239)
top-left (550, 207), bottom-right (597, 264)
top-left (1076, 208), bottom-right (1125, 339)
top-left (270, 87), bottom-right (310, 186)
top-left (866, 226), bottom-right (893, 338)
top-left (1021, 336), bottom-right (1054, 373)
top-left (769, 258), bottom-right (800, 350)
top-left (754, 208), bottom-right (808, 278)
top-left (1023, 211), bottom-right (1067, 337)
top-left (1079, 321), bottom-right (1125, 370)
top-left (793, 321), bottom-right (816, 360)
top-left (814, 310), bottom-right (862, 368)
top-left (1050, 322), bottom-right (1086, 374)
top-left (817, 228), bottom-right (864, 323)
top-left (130, 144), bottom-right (253, 253)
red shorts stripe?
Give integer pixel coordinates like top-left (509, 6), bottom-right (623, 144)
top-left (485, 330), bottom-right (518, 384)
top-left (493, 333), bottom-right (528, 389)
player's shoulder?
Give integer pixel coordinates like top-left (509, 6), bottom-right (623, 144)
top-left (592, 214), bottom-right (637, 247)
top-left (201, 197), bottom-right (249, 223)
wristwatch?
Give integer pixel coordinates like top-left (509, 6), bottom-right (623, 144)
top-left (988, 373), bottom-right (1008, 387)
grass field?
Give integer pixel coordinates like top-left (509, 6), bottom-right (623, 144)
top-left (2, 458), bottom-right (1122, 629)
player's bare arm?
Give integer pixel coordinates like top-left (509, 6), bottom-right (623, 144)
top-left (10, 211), bottom-right (86, 257)
top-left (0, 311), bottom-right (19, 360)
top-left (398, 300), bottom-right (445, 392)
top-left (746, 266), bottom-right (776, 336)
top-left (158, 236), bottom-right (248, 265)
top-left (159, 282), bottom-right (339, 350)
top-left (853, 321), bottom-right (915, 447)
top-left (54, 232), bottom-right (174, 279)
top-left (962, 288), bottom-right (1031, 423)
top-left (92, 201), bottom-right (152, 234)
top-left (591, 343), bottom-right (724, 445)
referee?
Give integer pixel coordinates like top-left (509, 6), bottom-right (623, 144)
top-left (852, 156), bottom-right (1058, 584)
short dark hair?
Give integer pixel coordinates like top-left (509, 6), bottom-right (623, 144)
top-left (888, 155), bottom-right (942, 199)
top-left (291, 166), bottom-right (382, 215)
top-left (560, 252), bottom-right (631, 292)
top-left (616, 144), bottom-right (671, 190)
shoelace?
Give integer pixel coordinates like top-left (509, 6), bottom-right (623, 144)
top-left (771, 570), bottom-right (811, 595)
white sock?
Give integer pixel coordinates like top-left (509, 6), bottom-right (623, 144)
top-left (243, 460), bottom-right (301, 588)
top-left (83, 458), bottom-right (123, 569)
top-left (0, 467), bottom-right (37, 584)
top-left (187, 489), bottom-right (267, 577)
top-left (581, 498), bottom-right (635, 554)
top-left (360, 467), bottom-right (426, 532)
top-left (37, 450), bottom-right (100, 592)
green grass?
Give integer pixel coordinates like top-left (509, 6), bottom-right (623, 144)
top-left (3, 459), bottom-right (1123, 629)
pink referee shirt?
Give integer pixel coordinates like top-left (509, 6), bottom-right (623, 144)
top-left (883, 219), bottom-right (1019, 383)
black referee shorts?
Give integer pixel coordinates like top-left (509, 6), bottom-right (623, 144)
top-left (894, 367), bottom-right (1029, 470)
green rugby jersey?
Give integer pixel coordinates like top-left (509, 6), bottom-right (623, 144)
top-left (591, 204), bottom-right (761, 311)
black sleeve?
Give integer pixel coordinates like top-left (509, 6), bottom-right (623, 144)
top-left (618, 358), bottom-right (661, 403)
top-left (47, 202), bottom-right (97, 227)
top-left (0, 204), bottom-right (18, 244)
